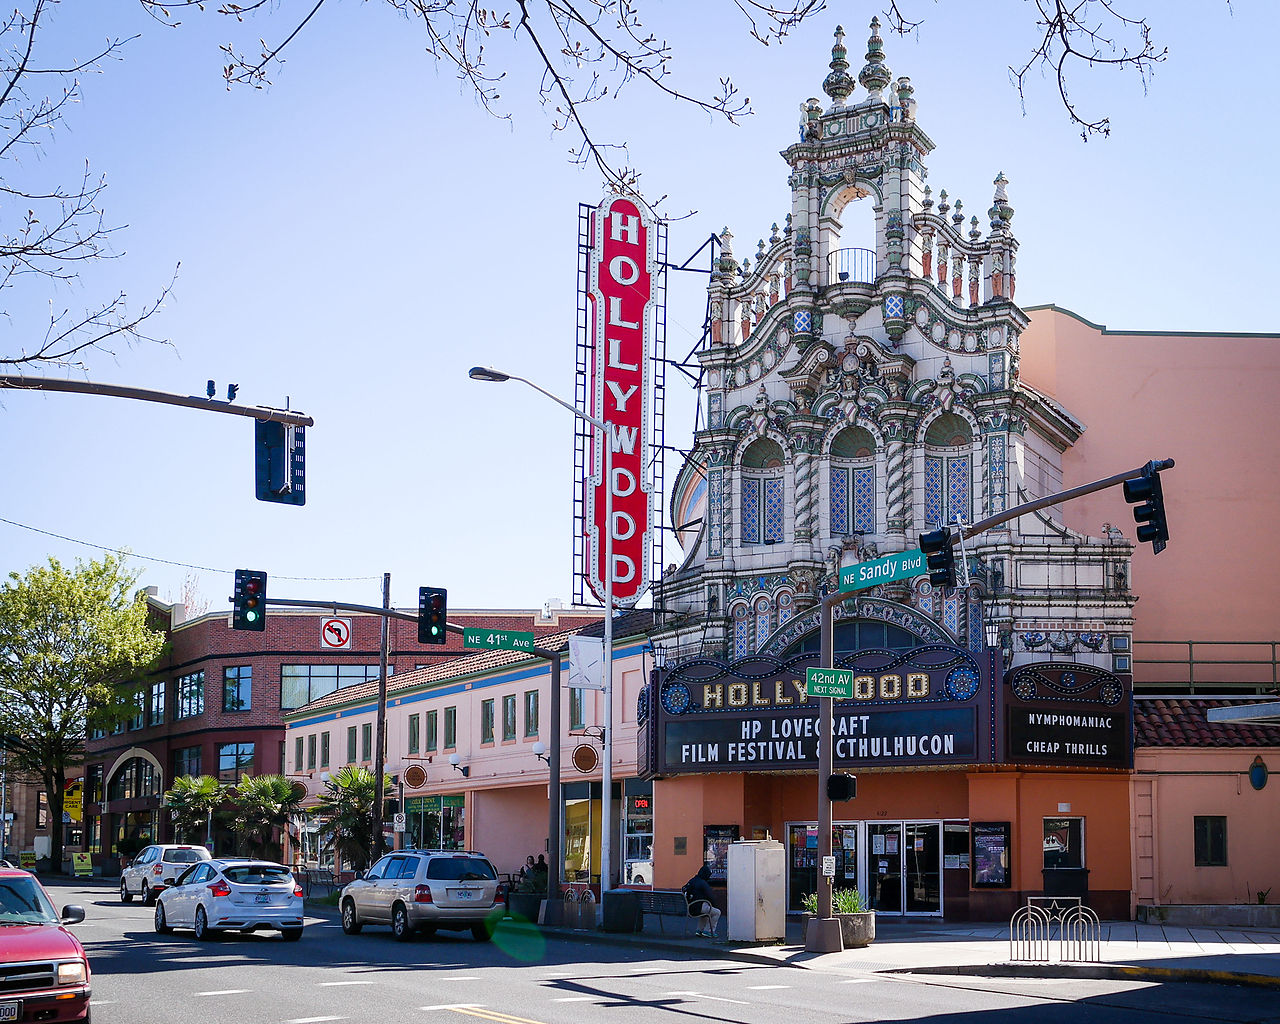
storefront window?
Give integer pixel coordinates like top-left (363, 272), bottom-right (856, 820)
top-left (624, 786), bottom-right (653, 885)
top-left (403, 795), bottom-right (465, 850)
top-left (1043, 817), bottom-right (1085, 870)
top-left (564, 797), bottom-right (594, 882)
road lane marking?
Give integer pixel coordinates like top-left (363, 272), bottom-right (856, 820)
top-left (318, 980), bottom-right (375, 986)
top-left (440, 976), bottom-right (482, 982)
top-left (664, 991), bottom-right (748, 1005)
top-left (746, 985), bottom-right (790, 989)
top-left (420, 1006), bottom-right (484, 1012)
top-left (837, 978), bottom-right (875, 984)
top-left (445, 1009), bottom-right (547, 1024)
top-left (194, 989), bottom-right (251, 996)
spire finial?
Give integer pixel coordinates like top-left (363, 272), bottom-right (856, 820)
top-left (823, 24), bottom-right (855, 109)
top-left (858, 16), bottom-right (892, 99)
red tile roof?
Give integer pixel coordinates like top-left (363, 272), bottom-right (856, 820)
top-left (1134, 698), bottom-right (1280, 748)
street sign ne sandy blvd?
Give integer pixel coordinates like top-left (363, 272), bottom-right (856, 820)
top-left (463, 628), bottom-right (534, 652)
top-left (839, 549), bottom-right (927, 592)
top-left (806, 667), bottom-right (855, 699)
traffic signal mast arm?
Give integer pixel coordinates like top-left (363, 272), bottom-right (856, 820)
top-left (950, 458), bottom-right (1174, 548)
top-left (0, 374), bottom-right (313, 427)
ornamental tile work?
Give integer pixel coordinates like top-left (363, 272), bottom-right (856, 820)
top-left (883, 295), bottom-right (904, 318)
top-left (742, 477), bottom-right (760, 544)
top-left (988, 351), bottom-right (1006, 391)
top-left (943, 592), bottom-right (959, 635)
top-left (925, 456), bottom-right (943, 526)
top-left (793, 310), bottom-right (812, 333)
top-left (764, 477), bottom-right (785, 542)
top-left (830, 467), bottom-right (849, 533)
top-left (707, 467), bottom-right (724, 556)
top-left (754, 598), bottom-right (771, 648)
top-left (946, 455), bottom-right (971, 523)
top-left (778, 591), bottom-right (794, 626)
top-left (987, 435), bottom-right (1006, 515)
top-left (733, 604), bottom-right (751, 659)
top-left (854, 466), bottom-right (875, 532)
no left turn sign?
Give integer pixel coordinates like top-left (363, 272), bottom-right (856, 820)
top-left (321, 617), bottom-right (352, 649)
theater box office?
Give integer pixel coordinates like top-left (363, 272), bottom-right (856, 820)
top-left (639, 647), bottom-right (1132, 920)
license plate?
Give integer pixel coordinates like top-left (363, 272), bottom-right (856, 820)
top-left (255, 894), bottom-right (269, 904)
top-left (0, 1001), bottom-right (20, 1022)
top-left (454, 889), bottom-right (473, 900)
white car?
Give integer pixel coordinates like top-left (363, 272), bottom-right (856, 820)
top-left (154, 858), bottom-right (305, 941)
top-left (120, 844), bottom-right (211, 904)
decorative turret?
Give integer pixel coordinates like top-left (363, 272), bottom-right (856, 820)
top-left (858, 17), bottom-right (892, 101)
top-left (988, 172), bottom-right (1015, 232)
top-left (822, 25), bottom-right (855, 110)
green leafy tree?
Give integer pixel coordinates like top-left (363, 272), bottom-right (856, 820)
top-left (0, 555), bottom-right (166, 868)
top-left (231, 774), bottom-right (306, 860)
top-left (314, 766), bottom-right (390, 873)
top-left (164, 775), bottom-right (227, 847)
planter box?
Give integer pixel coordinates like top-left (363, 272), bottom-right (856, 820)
top-left (807, 912), bottom-right (875, 948)
top-left (507, 892), bottom-right (543, 922)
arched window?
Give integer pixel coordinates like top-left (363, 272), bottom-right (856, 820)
top-left (830, 426), bottom-right (876, 535)
top-left (753, 596), bottom-right (772, 646)
top-left (107, 757), bottom-right (160, 802)
top-left (741, 438), bottom-right (785, 546)
top-left (732, 603), bottom-right (753, 659)
top-left (924, 413), bottom-right (972, 528)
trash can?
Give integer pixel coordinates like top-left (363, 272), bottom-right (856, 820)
top-left (602, 890), bottom-right (640, 933)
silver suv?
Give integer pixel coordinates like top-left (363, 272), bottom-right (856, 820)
top-left (120, 844), bottom-right (211, 904)
top-left (339, 850), bottom-right (505, 942)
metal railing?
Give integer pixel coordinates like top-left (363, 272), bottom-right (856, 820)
top-left (1010, 897), bottom-right (1100, 963)
top-left (827, 247), bottom-right (879, 285)
top-left (1133, 640), bottom-right (1280, 693)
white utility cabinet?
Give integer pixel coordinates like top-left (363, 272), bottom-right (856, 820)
top-left (726, 839), bottom-right (785, 941)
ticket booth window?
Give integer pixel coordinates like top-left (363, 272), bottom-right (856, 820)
top-left (1043, 817), bottom-right (1085, 870)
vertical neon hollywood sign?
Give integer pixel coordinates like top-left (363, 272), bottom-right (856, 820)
top-left (585, 195), bottom-right (654, 607)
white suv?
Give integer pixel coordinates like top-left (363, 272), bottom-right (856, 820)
top-left (340, 850), bottom-right (505, 942)
top-left (120, 844), bottom-right (211, 904)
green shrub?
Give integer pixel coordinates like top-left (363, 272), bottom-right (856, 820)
top-left (801, 888), bottom-right (867, 915)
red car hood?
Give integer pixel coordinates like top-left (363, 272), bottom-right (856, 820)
top-left (0, 923), bottom-right (87, 963)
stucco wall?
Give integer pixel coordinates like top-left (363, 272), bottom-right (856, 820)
top-left (1134, 748), bottom-right (1280, 906)
top-left (1020, 307), bottom-right (1280, 647)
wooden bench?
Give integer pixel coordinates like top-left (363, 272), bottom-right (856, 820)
top-left (633, 889), bottom-right (694, 936)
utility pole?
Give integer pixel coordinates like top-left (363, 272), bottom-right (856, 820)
top-left (372, 574), bottom-right (391, 863)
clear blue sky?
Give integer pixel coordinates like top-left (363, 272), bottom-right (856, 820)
top-left (1, 1), bottom-right (1272, 613)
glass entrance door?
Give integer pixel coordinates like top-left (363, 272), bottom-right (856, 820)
top-left (904, 822), bottom-right (941, 913)
top-left (867, 823), bottom-right (902, 912)
top-left (786, 823), bottom-right (860, 913)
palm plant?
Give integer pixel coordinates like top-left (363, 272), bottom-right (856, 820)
top-left (164, 775), bottom-right (226, 848)
top-left (313, 765), bottom-right (388, 872)
top-left (231, 774), bottom-right (307, 859)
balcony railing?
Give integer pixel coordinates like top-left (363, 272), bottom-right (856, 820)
top-left (1132, 640), bottom-right (1280, 694)
top-left (827, 247), bottom-right (878, 285)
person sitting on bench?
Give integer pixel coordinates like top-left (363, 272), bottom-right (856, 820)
top-left (683, 864), bottom-right (721, 938)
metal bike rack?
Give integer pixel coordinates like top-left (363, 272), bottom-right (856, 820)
top-left (1010, 897), bottom-right (1100, 963)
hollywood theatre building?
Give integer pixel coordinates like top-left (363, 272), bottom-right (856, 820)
top-left (642, 22), bottom-right (1137, 921)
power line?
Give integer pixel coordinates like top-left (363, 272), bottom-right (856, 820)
top-left (0, 515), bottom-right (380, 582)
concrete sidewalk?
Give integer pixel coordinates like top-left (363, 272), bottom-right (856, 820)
top-left (527, 914), bottom-right (1280, 988)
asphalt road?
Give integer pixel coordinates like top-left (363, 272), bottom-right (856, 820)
top-left (45, 880), bottom-right (1280, 1024)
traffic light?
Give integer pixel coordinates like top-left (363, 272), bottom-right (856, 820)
top-left (827, 773), bottom-right (857, 802)
top-left (418, 587), bottom-right (447, 644)
top-left (232, 569), bottom-right (267, 631)
top-left (920, 527), bottom-right (956, 588)
top-left (1124, 469), bottom-right (1169, 554)
top-left (255, 420), bottom-right (306, 506)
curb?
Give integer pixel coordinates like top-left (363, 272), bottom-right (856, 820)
top-left (892, 962), bottom-right (1280, 990)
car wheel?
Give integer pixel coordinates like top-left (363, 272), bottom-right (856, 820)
top-left (194, 906), bottom-right (219, 941)
top-left (391, 904), bottom-right (414, 942)
top-left (340, 899), bottom-right (362, 935)
top-left (471, 922), bottom-right (494, 942)
top-left (154, 900), bottom-right (173, 934)
top-left (120, 879), bottom-right (134, 904)
top-left (281, 927), bottom-right (303, 942)
top-left (142, 886), bottom-right (155, 907)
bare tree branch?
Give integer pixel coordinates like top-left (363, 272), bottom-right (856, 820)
top-left (0, 0), bottom-right (173, 372)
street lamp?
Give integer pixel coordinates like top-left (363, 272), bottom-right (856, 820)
top-left (468, 366), bottom-right (617, 897)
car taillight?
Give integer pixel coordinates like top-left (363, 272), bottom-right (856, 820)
top-left (413, 885), bottom-right (433, 904)
top-left (208, 881), bottom-right (231, 898)
top-left (152, 865), bottom-right (163, 876)
top-left (496, 882), bottom-right (507, 899)
top-left (293, 883), bottom-right (304, 898)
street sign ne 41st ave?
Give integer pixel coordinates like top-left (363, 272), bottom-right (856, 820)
top-left (463, 628), bottom-right (534, 653)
